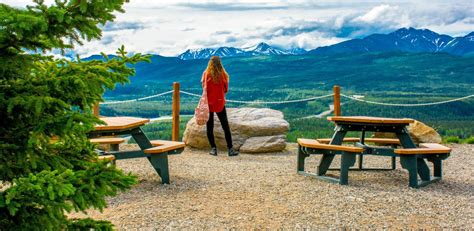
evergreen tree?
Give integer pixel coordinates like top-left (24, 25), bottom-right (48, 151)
top-left (0, 0), bottom-right (149, 229)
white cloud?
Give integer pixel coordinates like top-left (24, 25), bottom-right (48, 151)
top-left (2, 0), bottom-right (473, 57)
top-left (354, 5), bottom-right (397, 23)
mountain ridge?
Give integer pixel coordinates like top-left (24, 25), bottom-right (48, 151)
top-left (83, 28), bottom-right (474, 61)
top-left (177, 42), bottom-right (304, 60)
top-left (308, 27), bottom-right (473, 55)
top-left (99, 52), bottom-right (473, 104)
top-left (176, 28), bottom-right (474, 59)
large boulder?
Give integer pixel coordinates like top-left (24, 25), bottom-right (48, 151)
top-left (373, 120), bottom-right (442, 144)
top-left (407, 120), bottom-right (442, 144)
top-left (183, 108), bottom-right (289, 153)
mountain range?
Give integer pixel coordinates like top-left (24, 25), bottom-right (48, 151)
top-left (81, 27), bottom-right (473, 98)
top-left (178, 42), bottom-right (306, 60)
top-left (309, 28), bottom-right (474, 56)
top-left (176, 28), bottom-right (474, 60)
top-left (103, 52), bottom-right (473, 95)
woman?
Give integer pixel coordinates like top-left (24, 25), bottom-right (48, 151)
top-left (202, 56), bottom-right (239, 156)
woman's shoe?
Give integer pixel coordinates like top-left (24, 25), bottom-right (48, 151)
top-left (209, 147), bottom-right (218, 156)
top-left (228, 147), bottom-right (239, 156)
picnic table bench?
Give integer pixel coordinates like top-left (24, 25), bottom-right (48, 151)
top-left (317, 137), bottom-right (400, 145)
top-left (89, 116), bottom-right (185, 184)
top-left (297, 116), bottom-right (451, 188)
top-left (317, 137), bottom-right (400, 170)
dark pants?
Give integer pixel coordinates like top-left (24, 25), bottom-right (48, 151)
top-left (206, 106), bottom-right (233, 149)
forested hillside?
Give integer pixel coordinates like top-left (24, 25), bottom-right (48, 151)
top-left (97, 52), bottom-right (474, 141)
top-left (105, 52), bottom-right (473, 97)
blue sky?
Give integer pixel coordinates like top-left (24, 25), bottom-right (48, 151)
top-left (5, 0), bottom-right (474, 57)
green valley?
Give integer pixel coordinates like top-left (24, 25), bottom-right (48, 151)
top-left (99, 52), bottom-right (474, 142)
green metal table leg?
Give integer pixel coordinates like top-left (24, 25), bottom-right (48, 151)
top-left (297, 146), bottom-right (309, 172)
top-left (131, 128), bottom-right (153, 149)
top-left (340, 152), bottom-right (357, 185)
top-left (396, 128), bottom-right (432, 185)
top-left (417, 158), bottom-right (431, 181)
top-left (318, 154), bottom-right (335, 176)
top-left (358, 130), bottom-right (365, 169)
top-left (390, 144), bottom-right (398, 170)
top-left (318, 127), bottom-right (347, 175)
top-left (110, 144), bottom-right (119, 151)
top-left (391, 156), bottom-right (396, 170)
top-left (396, 128), bottom-right (414, 145)
top-left (428, 158), bottom-right (443, 178)
top-left (391, 144), bottom-right (397, 170)
top-left (148, 155), bottom-right (170, 184)
top-left (400, 155), bottom-right (419, 188)
top-left (358, 154), bottom-right (364, 169)
top-left (131, 127), bottom-right (171, 184)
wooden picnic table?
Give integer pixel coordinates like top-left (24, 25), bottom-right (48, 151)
top-left (90, 116), bottom-right (184, 184)
top-left (94, 116), bottom-right (150, 132)
top-left (326, 116), bottom-right (416, 149)
top-left (297, 116), bottom-right (451, 188)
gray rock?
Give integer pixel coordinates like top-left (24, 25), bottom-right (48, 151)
top-left (408, 120), bottom-right (442, 144)
top-left (240, 135), bottom-right (287, 153)
top-left (183, 107), bottom-right (289, 153)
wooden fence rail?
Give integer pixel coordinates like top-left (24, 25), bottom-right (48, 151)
top-left (333, 85), bottom-right (341, 116)
top-left (172, 82), bottom-right (180, 141)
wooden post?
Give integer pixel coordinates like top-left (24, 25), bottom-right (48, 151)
top-left (172, 82), bottom-right (180, 141)
top-left (93, 103), bottom-right (100, 117)
top-left (333, 85), bottom-right (341, 116)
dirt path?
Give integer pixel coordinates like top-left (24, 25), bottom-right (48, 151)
top-left (70, 144), bottom-right (473, 229)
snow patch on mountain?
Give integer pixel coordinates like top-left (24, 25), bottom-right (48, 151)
top-left (179, 42), bottom-right (304, 60)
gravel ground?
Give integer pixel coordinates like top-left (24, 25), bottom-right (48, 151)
top-left (71, 144), bottom-right (473, 229)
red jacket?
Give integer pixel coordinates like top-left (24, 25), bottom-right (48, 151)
top-left (202, 71), bottom-right (228, 112)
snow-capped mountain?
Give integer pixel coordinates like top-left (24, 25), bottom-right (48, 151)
top-left (244, 42), bottom-right (290, 55)
top-left (178, 47), bottom-right (248, 60)
top-left (390, 28), bottom-right (453, 52)
top-left (441, 32), bottom-right (474, 56)
top-left (178, 43), bottom-right (304, 60)
top-left (308, 28), bottom-right (474, 56)
top-left (177, 28), bottom-right (472, 60)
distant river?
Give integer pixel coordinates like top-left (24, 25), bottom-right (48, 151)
top-left (149, 115), bottom-right (193, 122)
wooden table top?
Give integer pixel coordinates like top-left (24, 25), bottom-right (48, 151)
top-left (94, 117), bottom-right (150, 131)
top-left (327, 116), bottom-right (414, 125)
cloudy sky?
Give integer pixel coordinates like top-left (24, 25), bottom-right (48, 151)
top-left (5, 0), bottom-right (474, 57)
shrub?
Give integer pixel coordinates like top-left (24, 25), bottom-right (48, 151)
top-left (0, 1), bottom-right (149, 229)
top-left (463, 137), bottom-right (474, 144)
top-left (444, 136), bottom-right (460, 143)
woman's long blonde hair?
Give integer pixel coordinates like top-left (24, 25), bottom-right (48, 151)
top-left (205, 56), bottom-right (229, 83)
